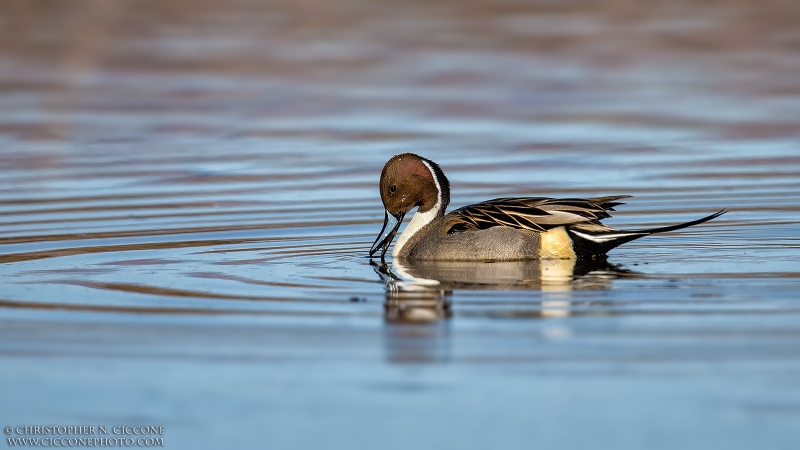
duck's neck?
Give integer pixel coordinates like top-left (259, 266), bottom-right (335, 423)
top-left (393, 159), bottom-right (448, 258)
top-left (393, 203), bottom-right (442, 258)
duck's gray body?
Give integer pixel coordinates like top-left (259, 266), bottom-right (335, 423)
top-left (403, 222), bottom-right (544, 260)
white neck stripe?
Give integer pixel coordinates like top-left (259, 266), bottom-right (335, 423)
top-left (393, 160), bottom-right (443, 258)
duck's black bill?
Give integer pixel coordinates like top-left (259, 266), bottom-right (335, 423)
top-left (369, 210), bottom-right (404, 260)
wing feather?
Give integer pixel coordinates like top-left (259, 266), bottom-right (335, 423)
top-left (445, 196), bottom-right (629, 234)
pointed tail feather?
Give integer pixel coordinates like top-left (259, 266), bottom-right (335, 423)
top-left (626, 209), bottom-right (727, 235)
top-left (568, 209), bottom-right (727, 255)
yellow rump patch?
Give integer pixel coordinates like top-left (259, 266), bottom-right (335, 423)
top-left (539, 227), bottom-right (576, 259)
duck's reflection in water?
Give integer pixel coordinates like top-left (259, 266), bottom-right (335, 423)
top-left (372, 257), bottom-right (634, 363)
top-left (373, 260), bottom-right (453, 363)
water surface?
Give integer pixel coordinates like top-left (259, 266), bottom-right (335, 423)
top-left (1, 0), bottom-right (800, 448)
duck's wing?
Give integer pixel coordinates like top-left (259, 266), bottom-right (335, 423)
top-left (444, 196), bottom-right (631, 234)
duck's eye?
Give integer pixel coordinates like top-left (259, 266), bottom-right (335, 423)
top-left (390, 185), bottom-right (397, 193)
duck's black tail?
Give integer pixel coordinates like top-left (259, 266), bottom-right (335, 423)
top-left (567, 209), bottom-right (727, 256)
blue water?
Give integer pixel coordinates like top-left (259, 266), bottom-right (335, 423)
top-left (1, 0), bottom-right (800, 448)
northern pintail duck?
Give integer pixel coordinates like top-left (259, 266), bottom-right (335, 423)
top-left (369, 153), bottom-right (726, 261)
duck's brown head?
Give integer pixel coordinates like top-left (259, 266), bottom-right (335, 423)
top-left (369, 153), bottom-right (450, 260)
